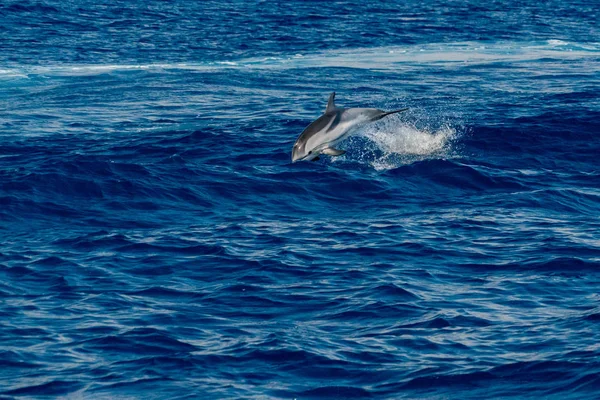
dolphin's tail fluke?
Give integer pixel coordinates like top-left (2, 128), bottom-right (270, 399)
top-left (376, 108), bottom-right (409, 120)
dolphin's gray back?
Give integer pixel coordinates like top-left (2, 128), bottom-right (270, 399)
top-left (295, 109), bottom-right (343, 148)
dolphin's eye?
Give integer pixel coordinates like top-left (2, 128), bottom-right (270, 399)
top-left (308, 151), bottom-right (312, 154)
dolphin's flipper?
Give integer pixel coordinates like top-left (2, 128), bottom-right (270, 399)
top-left (311, 156), bottom-right (321, 162)
top-left (322, 147), bottom-right (346, 157)
top-left (325, 92), bottom-right (336, 114)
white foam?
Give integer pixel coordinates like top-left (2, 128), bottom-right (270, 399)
top-left (0, 68), bottom-right (28, 78)
top-left (1, 40), bottom-right (598, 78)
top-left (0, 63), bottom-right (203, 78)
top-left (548, 39), bottom-right (568, 46)
top-left (352, 119), bottom-right (460, 171)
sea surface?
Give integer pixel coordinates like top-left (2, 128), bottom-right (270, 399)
top-left (1, 1), bottom-right (600, 399)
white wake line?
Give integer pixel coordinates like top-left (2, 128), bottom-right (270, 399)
top-left (1, 41), bottom-right (599, 77)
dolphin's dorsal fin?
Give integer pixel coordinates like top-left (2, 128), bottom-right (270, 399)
top-left (325, 92), bottom-right (336, 114)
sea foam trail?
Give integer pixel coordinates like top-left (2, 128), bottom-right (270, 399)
top-left (1, 40), bottom-right (598, 79)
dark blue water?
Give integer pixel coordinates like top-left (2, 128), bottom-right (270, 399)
top-left (2, 1), bottom-right (600, 398)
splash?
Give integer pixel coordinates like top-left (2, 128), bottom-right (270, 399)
top-left (344, 117), bottom-right (461, 171)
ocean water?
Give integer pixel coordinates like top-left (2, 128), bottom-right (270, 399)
top-left (1, 0), bottom-right (600, 398)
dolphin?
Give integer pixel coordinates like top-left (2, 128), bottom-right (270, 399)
top-left (291, 92), bottom-right (407, 162)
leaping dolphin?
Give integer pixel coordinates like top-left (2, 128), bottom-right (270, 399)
top-left (291, 92), bottom-right (407, 162)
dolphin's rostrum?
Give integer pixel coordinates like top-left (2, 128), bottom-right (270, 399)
top-left (291, 92), bottom-right (407, 162)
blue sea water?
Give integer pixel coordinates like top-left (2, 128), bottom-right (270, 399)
top-left (1, 0), bottom-right (600, 398)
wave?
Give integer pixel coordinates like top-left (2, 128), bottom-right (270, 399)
top-left (382, 159), bottom-right (526, 192)
top-left (3, 380), bottom-right (83, 397)
top-left (388, 360), bottom-right (600, 398)
top-left (297, 386), bottom-right (372, 399)
top-left (460, 257), bottom-right (600, 272)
